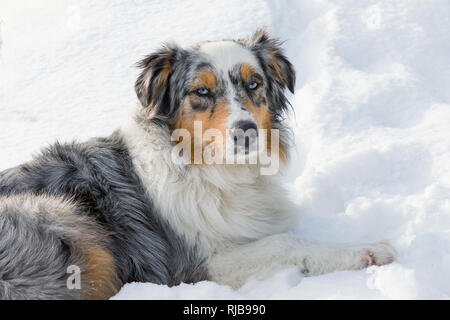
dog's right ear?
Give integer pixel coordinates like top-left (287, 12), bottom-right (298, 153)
top-left (246, 29), bottom-right (295, 94)
top-left (134, 44), bottom-right (179, 112)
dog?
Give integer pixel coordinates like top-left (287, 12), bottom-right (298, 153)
top-left (0, 29), bottom-right (396, 300)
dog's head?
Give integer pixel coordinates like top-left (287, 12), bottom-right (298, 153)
top-left (134, 29), bottom-right (295, 163)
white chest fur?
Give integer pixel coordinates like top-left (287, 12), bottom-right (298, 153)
top-left (120, 119), bottom-right (296, 254)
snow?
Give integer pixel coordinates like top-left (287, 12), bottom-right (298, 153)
top-left (1, 0), bottom-right (450, 299)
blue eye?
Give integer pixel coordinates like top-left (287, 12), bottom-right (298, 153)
top-left (197, 88), bottom-right (209, 95)
top-left (248, 82), bottom-right (259, 90)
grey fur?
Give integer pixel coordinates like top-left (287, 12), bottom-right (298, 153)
top-left (0, 132), bottom-right (208, 299)
top-left (0, 194), bottom-right (104, 299)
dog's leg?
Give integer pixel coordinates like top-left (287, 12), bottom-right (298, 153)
top-left (207, 233), bottom-right (396, 289)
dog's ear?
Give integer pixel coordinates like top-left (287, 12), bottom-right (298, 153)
top-left (134, 44), bottom-right (179, 113)
top-left (246, 29), bottom-right (295, 94)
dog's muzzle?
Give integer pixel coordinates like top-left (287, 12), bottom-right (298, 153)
top-left (229, 120), bottom-right (258, 155)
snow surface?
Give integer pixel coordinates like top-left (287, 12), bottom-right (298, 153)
top-left (1, 0), bottom-right (450, 299)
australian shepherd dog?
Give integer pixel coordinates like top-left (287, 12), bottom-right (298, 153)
top-left (0, 30), bottom-right (395, 299)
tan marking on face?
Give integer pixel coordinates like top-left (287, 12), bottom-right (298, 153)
top-left (190, 70), bottom-right (217, 90)
top-left (243, 99), bottom-right (270, 130)
top-left (174, 98), bottom-right (229, 163)
top-left (278, 141), bottom-right (287, 164)
top-left (243, 99), bottom-right (287, 164)
top-left (82, 246), bottom-right (120, 300)
top-left (241, 63), bottom-right (287, 163)
top-left (240, 63), bottom-right (257, 81)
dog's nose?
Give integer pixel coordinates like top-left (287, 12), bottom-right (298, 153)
top-left (230, 120), bottom-right (258, 154)
top-left (233, 120), bottom-right (258, 133)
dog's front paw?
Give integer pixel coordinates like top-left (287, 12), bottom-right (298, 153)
top-left (357, 241), bottom-right (396, 269)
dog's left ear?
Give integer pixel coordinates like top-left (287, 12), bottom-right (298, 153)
top-left (246, 29), bottom-right (296, 94)
top-left (134, 44), bottom-right (180, 118)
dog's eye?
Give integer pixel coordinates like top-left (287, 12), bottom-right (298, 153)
top-left (196, 88), bottom-right (209, 96)
top-left (248, 82), bottom-right (259, 90)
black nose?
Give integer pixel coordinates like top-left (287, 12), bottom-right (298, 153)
top-left (234, 120), bottom-right (258, 133)
top-left (231, 120), bottom-right (258, 155)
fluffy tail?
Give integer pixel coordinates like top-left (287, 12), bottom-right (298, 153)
top-left (0, 194), bottom-right (119, 299)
